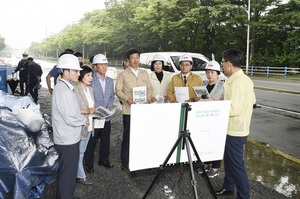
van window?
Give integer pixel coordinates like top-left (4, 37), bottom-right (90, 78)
top-left (171, 56), bottom-right (206, 71)
top-left (170, 56), bottom-right (181, 71)
top-left (140, 54), bottom-right (152, 70)
top-left (192, 58), bottom-right (206, 71)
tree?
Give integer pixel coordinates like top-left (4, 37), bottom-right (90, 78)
top-left (253, 0), bottom-right (300, 66)
top-left (28, 0), bottom-right (298, 67)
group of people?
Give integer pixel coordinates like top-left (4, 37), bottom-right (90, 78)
top-left (13, 52), bottom-right (43, 103)
top-left (48, 49), bottom-right (115, 199)
top-left (48, 47), bottom-right (255, 199)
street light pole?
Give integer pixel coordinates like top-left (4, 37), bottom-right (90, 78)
top-left (246, 0), bottom-right (251, 74)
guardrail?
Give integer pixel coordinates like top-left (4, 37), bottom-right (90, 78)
top-left (108, 61), bottom-right (300, 79)
top-left (242, 66), bottom-right (300, 78)
top-left (108, 60), bottom-right (123, 68)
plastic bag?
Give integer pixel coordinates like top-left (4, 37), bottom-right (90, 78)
top-left (12, 104), bottom-right (44, 133)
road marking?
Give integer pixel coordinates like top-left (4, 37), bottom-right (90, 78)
top-left (253, 80), bottom-right (300, 86)
top-left (255, 86), bottom-right (300, 95)
top-left (259, 104), bottom-right (300, 116)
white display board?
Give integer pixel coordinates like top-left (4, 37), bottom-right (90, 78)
top-left (129, 101), bottom-right (231, 171)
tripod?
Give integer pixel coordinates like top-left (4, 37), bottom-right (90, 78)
top-left (143, 103), bottom-right (217, 199)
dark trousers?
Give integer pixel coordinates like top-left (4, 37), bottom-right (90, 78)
top-left (121, 115), bottom-right (130, 166)
top-left (84, 121), bottom-right (111, 167)
top-left (28, 80), bottom-right (38, 103)
top-left (19, 76), bottom-right (28, 96)
top-left (223, 135), bottom-right (249, 199)
top-left (55, 142), bottom-right (79, 199)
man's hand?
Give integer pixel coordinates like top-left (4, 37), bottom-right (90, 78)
top-left (126, 98), bottom-right (135, 105)
top-left (151, 97), bottom-right (157, 103)
top-left (48, 88), bottom-right (53, 94)
top-left (86, 118), bottom-right (90, 126)
top-left (88, 107), bottom-right (95, 114)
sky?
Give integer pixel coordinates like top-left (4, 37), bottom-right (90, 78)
top-left (0, 0), bottom-right (106, 50)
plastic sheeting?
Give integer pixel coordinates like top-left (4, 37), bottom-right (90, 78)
top-left (0, 91), bottom-right (58, 199)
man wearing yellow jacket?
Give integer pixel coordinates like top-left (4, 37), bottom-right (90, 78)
top-left (167, 54), bottom-right (203, 103)
top-left (216, 49), bottom-right (256, 199)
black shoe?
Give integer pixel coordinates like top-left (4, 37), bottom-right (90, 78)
top-left (120, 164), bottom-right (129, 171)
top-left (85, 166), bottom-right (94, 173)
top-left (76, 178), bottom-right (93, 185)
top-left (98, 160), bottom-right (114, 169)
top-left (215, 188), bottom-right (234, 196)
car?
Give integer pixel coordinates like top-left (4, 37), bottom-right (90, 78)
top-left (140, 52), bottom-right (227, 84)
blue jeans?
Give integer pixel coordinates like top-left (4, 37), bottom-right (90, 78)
top-left (223, 135), bottom-right (249, 199)
top-left (77, 132), bottom-right (91, 178)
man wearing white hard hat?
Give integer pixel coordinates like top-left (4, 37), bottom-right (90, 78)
top-left (196, 60), bottom-right (224, 178)
top-left (84, 53), bottom-right (115, 172)
top-left (149, 54), bottom-right (172, 103)
top-left (167, 54), bottom-right (203, 102)
top-left (52, 54), bottom-right (89, 199)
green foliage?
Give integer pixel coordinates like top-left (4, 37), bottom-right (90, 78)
top-left (29, 0), bottom-right (300, 67)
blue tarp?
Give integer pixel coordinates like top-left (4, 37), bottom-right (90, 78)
top-left (0, 91), bottom-right (58, 199)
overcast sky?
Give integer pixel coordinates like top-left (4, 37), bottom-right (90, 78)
top-left (0, 0), bottom-right (105, 50)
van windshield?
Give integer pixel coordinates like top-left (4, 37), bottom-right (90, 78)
top-left (171, 55), bottom-right (207, 71)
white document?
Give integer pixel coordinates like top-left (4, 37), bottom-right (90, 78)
top-left (93, 118), bottom-right (105, 129)
top-left (92, 106), bottom-right (116, 119)
top-left (175, 87), bottom-right (189, 102)
top-left (193, 86), bottom-right (209, 98)
top-left (91, 106), bottom-right (116, 129)
top-left (133, 86), bottom-right (147, 104)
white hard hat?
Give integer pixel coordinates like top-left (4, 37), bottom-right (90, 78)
top-left (57, 54), bottom-right (82, 70)
top-left (205, 60), bottom-right (221, 72)
top-left (179, 54), bottom-right (193, 64)
top-left (152, 54), bottom-right (165, 62)
top-left (27, 55), bottom-right (34, 59)
top-left (93, 54), bottom-right (108, 64)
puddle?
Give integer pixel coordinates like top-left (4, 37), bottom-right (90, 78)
top-left (245, 139), bottom-right (300, 198)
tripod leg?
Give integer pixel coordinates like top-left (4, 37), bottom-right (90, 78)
top-left (143, 134), bottom-right (184, 199)
top-left (187, 135), bottom-right (217, 199)
top-left (184, 135), bottom-right (199, 199)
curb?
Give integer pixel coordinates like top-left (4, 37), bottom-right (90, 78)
top-left (248, 138), bottom-right (300, 165)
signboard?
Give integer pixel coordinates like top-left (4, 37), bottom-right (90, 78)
top-left (129, 101), bottom-right (231, 171)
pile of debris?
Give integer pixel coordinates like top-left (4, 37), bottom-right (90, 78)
top-left (0, 91), bottom-right (58, 198)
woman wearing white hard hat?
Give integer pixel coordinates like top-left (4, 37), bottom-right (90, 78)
top-left (52, 54), bottom-right (89, 199)
top-left (196, 60), bottom-right (224, 178)
top-left (149, 54), bottom-right (172, 103)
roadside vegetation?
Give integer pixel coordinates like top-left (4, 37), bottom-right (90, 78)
top-left (1, 0), bottom-right (299, 68)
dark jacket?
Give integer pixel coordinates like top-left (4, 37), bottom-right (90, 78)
top-left (28, 61), bottom-right (43, 82)
top-left (15, 59), bottom-right (29, 78)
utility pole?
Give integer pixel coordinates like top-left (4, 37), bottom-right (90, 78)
top-left (246, 0), bottom-right (251, 74)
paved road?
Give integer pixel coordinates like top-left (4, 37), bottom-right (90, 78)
top-left (251, 76), bottom-right (300, 91)
top-left (250, 77), bottom-right (300, 159)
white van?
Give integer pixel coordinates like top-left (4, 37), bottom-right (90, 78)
top-left (140, 52), bottom-right (227, 84)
